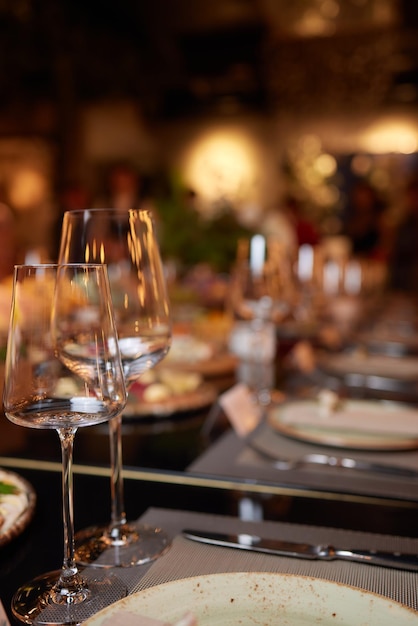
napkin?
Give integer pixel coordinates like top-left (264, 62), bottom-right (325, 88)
top-left (274, 400), bottom-right (418, 436)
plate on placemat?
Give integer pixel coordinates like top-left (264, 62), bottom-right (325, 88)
top-left (83, 572), bottom-right (417, 625)
top-left (164, 334), bottom-right (237, 378)
top-left (179, 351), bottom-right (237, 378)
top-left (267, 399), bottom-right (418, 450)
top-left (318, 351), bottom-right (418, 381)
top-left (124, 383), bottom-right (217, 419)
top-left (0, 468), bottom-right (36, 547)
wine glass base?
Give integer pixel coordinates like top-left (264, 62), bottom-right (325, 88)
top-left (75, 522), bottom-right (171, 568)
top-left (12, 568), bottom-right (127, 625)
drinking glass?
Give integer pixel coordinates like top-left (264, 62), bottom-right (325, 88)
top-left (228, 234), bottom-right (295, 404)
top-left (59, 208), bottom-right (172, 567)
top-left (3, 264), bottom-right (127, 625)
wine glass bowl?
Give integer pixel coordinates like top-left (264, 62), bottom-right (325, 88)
top-left (231, 234), bottom-right (296, 324)
top-left (3, 264), bottom-right (127, 625)
top-left (59, 208), bottom-right (172, 567)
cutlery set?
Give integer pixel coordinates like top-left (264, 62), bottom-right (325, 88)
top-left (183, 529), bottom-right (418, 572)
top-left (247, 439), bottom-right (418, 477)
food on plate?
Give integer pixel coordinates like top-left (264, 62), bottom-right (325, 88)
top-left (317, 389), bottom-right (340, 418)
top-left (131, 368), bottom-right (203, 404)
top-left (0, 474), bottom-right (28, 533)
top-left (165, 334), bottom-right (213, 364)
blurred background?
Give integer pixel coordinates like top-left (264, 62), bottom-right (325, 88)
top-left (0, 0), bottom-right (418, 277)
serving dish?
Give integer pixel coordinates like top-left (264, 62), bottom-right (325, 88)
top-left (83, 571), bottom-right (418, 625)
top-left (267, 398), bottom-right (418, 450)
top-left (0, 468), bottom-right (36, 547)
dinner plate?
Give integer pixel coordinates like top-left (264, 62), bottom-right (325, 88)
top-left (82, 572), bottom-right (418, 625)
top-left (354, 331), bottom-right (418, 356)
top-left (164, 334), bottom-right (237, 378)
top-left (124, 383), bottom-right (217, 419)
top-left (0, 468), bottom-right (36, 547)
top-left (166, 351), bottom-right (238, 378)
top-left (267, 399), bottom-right (418, 450)
top-left (318, 351), bottom-right (418, 381)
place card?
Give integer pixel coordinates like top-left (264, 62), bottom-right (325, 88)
top-left (0, 599), bottom-right (10, 626)
top-left (218, 383), bottom-right (263, 437)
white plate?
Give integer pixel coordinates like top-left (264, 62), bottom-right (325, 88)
top-left (165, 335), bottom-right (237, 377)
top-left (0, 468), bottom-right (36, 546)
top-left (124, 383), bottom-right (217, 418)
top-left (82, 572), bottom-right (418, 625)
top-left (267, 399), bottom-right (418, 450)
top-left (318, 352), bottom-right (418, 380)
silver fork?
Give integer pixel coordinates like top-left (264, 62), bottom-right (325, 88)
top-left (248, 441), bottom-right (418, 477)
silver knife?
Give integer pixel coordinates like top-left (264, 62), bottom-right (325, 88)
top-left (183, 529), bottom-right (418, 572)
top-left (247, 439), bottom-right (418, 477)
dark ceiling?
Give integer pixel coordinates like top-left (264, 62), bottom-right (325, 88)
top-left (0, 0), bottom-right (417, 123)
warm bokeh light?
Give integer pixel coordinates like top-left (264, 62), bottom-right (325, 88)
top-left (8, 168), bottom-right (48, 211)
top-left (314, 153), bottom-right (337, 177)
top-left (182, 127), bottom-right (260, 214)
top-left (361, 119), bottom-right (418, 154)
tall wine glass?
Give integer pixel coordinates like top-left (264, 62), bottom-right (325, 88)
top-left (228, 234), bottom-right (295, 404)
top-left (59, 208), bottom-right (172, 567)
top-left (3, 264), bottom-right (127, 625)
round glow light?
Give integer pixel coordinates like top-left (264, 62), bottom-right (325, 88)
top-left (183, 128), bottom-right (258, 212)
top-left (8, 168), bottom-right (47, 210)
top-left (362, 120), bottom-right (418, 154)
top-left (314, 153), bottom-right (337, 177)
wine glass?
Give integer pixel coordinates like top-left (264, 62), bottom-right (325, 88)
top-left (228, 234), bottom-right (296, 404)
top-left (59, 208), bottom-right (172, 567)
top-left (3, 263), bottom-right (127, 625)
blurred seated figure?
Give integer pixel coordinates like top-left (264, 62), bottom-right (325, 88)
top-left (285, 195), bottom-right (320, 248)
top-left (51, 181), bottom-right (91, 261)
top-left (261, 198), bottom-right (298, 258)
top-left (343, 180), bottom-right (387, 259)
top-left (261, 195), bottom-right (320, 259)
top-left (95, 162), bottom-right (142, 210)
top-left (0, 203), bottom-right (19, 343)
top-left (0, 202), bottom-right (18, 281)
top-left (389, 177), bottom-right (418, 292)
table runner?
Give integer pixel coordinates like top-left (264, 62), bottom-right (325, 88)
top-left (124, 507), bottom-right (418, 611)
top-left (188, 426), bottom-right (418, 501)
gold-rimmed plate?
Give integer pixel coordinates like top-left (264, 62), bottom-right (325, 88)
top-left (267, 399), bottom-right (418, 450)
top-left (0, 468), bottom-right (36, 547)
top-left (124, 383), bottom-right (217, 419)
top-left (83, 572), bottom-right (418, 625)
top-left (318, 351), bottom-right (418, 381)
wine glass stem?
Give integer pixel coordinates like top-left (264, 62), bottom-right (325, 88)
top-left (55, 427), bottom-right (86, 598)
top-left (108, 413), bottom-right (127, 535)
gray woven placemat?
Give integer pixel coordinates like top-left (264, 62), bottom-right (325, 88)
top-left (130, 508), bottom-right (418, 611)
top-left (189, 427), bottom-right (418, 501)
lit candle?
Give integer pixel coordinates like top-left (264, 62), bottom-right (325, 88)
top-left (250, 234), bottom-right (266, 276)
top-left (298, 244), bottom-right (314, 283)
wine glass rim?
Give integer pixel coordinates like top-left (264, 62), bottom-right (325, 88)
top-left (63, 207), bottom-right (152, 215)
top-left (14, 262), bottom-right (108, 269)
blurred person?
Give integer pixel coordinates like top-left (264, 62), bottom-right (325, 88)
top-left (0, 203), bottom-right (19, 340)
top-left (285, 195), bottom-right (320, 248)
top-left (50, 181), bottom-right (91, 261)
top-left (95, 162), bottom-right (142, 210)
top-left (389, 177), bottom-right (418, 292)
top-left (261, 195), bottom-right (320, 257)
top-left (343, 180), bottom-right (387, 259)
top-left (0, 202), bottom-right (18, 280)
top-left (260, 198), bottom-right (298, 258)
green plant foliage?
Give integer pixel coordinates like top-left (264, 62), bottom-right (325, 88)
top-left (155, 172), bottom-right (254, 273)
